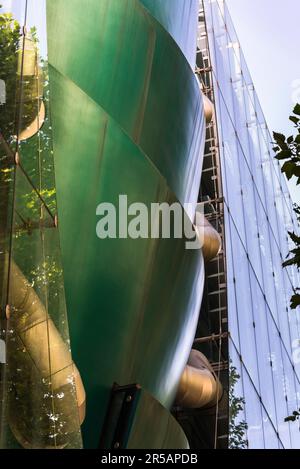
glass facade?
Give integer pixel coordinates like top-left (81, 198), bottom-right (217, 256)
top-left (200, 0), bottom-right (300, 449)
top-left (1, 0), bottom-right (299, 450)
top-left (0, 1), bottom-right (82, 448)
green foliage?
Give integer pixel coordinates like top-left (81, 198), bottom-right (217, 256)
top-left (0, 6), bottom-right (43, 142)
top-left (285, 409), bottom-right (300, 423)
top-left (274, 106), bottom-right (300, 422)
top-left (273, 105), bottom-right (300, 310)
top-left (0, 7), bottom-right (78, 448)
top-left (0, 7), bottom-right (20, 140)
top-left (229, 363), bottom-right (248, 449)
top-left (273, 104), bottom-right (300, 184)
top-left (290, 292), bottom-right (300, 310)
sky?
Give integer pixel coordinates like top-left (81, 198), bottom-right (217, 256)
top-left (226, 0), bottom-right (300, 204)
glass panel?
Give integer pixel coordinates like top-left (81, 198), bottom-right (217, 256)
top-left (226, 218), bottom-right (239, 346)
top-left (267, 315), bottom-right (291, 448)
top-left (0, 1), bottom-right (82, 449)
top-left (279, 343), bottom-right (300, 449)
top-left (229, 343), bottom-right (248, 449)
top-left (262, 411), bottom-right (280, 449)
top-left (1, 166), bottom-right (82, 449)
top-left (249, 269), bottom-right (277, 427)
top-left (242, 369), bottom-right (264, 449)
top-left (229, 221), bottom-right (259, 387)
top-left (203, 0), bottom-right (300, 451)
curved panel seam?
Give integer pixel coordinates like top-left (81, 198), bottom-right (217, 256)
top-left (137, 0), bottom-right (198, 78)
top-left (49, 65), bottom-right (198, 223)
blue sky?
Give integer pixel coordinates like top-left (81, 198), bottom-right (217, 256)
top-left (227, 0), bottom-right (300, 203)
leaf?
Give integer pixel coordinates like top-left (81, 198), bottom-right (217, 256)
top-left (273, 132), bottom-right (286, 143)
top-left (290, 116), bottom-right (300, 125)
top-left (287, 136), bottom-right (294, 144)
top-left (291, 294), bottom-right (300, 309)
top-left (288, 231), bottom-right (300, 244)
top-left (294, 103), bottom-right (300, 116)
top-left (275, 150), bottom-right (292, 160)
top-left (282, 161), bottom-right (296, 179)
top-left (283, 254), bottom-right (300, 268)
top-left (285, 416), bottom-right (297, 422)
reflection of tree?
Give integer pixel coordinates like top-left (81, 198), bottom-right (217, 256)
top-left (0, 6), bottom-right (20, 140)
top-left (285, 409), bottom-right (300, 423)
top-left (0, 7), bottom-right (82, 449)
top-left (229, 363), bottom-right (248, 449)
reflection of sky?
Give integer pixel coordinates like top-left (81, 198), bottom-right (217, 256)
top-left (0, 0), bottom-right (47, 58)
top-left (227, 0), bottom-right (300, 204)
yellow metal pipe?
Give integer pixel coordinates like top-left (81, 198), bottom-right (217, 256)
top-left (176, 350), bottom-right (222, 409)
top-left (4, 258), bottom-right (85, 447)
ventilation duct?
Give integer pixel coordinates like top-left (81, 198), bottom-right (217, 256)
top-left (176, 350), bottom-right (222, 409)
top-left (195, 210), bottom-right (221, 262)
top-left (5, 259), bottom-right (85, 448)
top-left (196, 77), bottom-right (214, 124)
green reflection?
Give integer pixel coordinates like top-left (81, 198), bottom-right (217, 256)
top-left (0, 4), bottom-right (82, 449)
top-left (229, 362), bottom-right (248, 449)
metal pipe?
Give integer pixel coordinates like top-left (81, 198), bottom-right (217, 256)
top-left (5, 258), bottom-right (85, 447)
top-left (202, 93), bottom-right (214, 124)
top-left (195, 210), bottom-right (221, 262)
top-left (196, 75), bottom-right (214, 124)
top-left (175, 350), bottom-right (222, 409)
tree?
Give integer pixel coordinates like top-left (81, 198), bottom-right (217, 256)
top-left (0, 6), bottom-right (82, 449)
top-left (0, 6), bottom-right (20, 140)
top-left (273, 105), bottom-right (300, 423)
top-left (273, 104), bottom-right (300, 310)
top-left (229, 363), bottom-right (248, 449)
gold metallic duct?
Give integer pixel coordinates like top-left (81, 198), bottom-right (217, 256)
top-left (16, 34), bottom-right (45, 141)
top-left (202, 93), bottom-right (214, 124)
top-left (196, 77), bottom-right (214, 124)
top-left (176, 350), bottom-right (222, 409)
top-left (6, 259), bottom-right (85, 447)
top-left (17, 35), bottom-right (37, 77)
top-left (18, 101), bottom-right (45, 141)
top-left (195, 212), bottom-right (221, 262)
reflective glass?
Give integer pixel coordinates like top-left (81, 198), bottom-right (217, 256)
top-left (203, 0), bottom-right (300, 449)
top-left (262, 411), bottom-right (280, 449)
top-left (242, 369), bottom-right (264, 449)
top-left (267, 315), bottom-right (291, 448)
top-left (0, 0), bottom-right (82, 448)
top-left (229, 343), bottom-right (248, 449)
top-left (229, 221), bottom-right (259, 387)
top-left (249, 269), bottom-right (277, 425)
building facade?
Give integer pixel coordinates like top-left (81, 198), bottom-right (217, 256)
top-left (0, 0), bottom-right (299, 450)
top-left (198, 0), bottom-right (300, 449)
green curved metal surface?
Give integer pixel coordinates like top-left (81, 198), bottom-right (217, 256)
top-left (47, 0), bottom-right (204, 210)
top-left (47, 0), bottom-right (205, 448)
top-left (127, 389), bottom-right (190, 449)
top-left (140, 0), bottom-right (198, 67)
